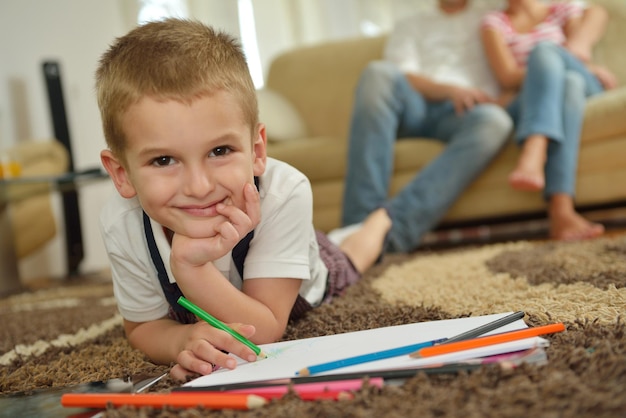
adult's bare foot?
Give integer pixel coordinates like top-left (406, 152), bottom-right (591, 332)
top-left (549, 209), bottom-right (604, 241)
top-left (339, 208), bottom-right (392, 274)
top-left (509, 135), bottom-right (547, 191)
top-left (548, 194), bottom-right (604, 241)
top-left (508, 169), bottom-right (545, 191)
top-left (550, 213), bottom-right (604, 241)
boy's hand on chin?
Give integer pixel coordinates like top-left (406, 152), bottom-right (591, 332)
top-left (171, 183), bottom-right (261, 266)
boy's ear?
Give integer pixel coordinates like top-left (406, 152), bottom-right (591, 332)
top-left (100, 149), bottom-right (137, 198)
top-left (252, 123), bottom-right (268, 177)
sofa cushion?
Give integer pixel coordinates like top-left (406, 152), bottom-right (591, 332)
top-left (257, 88), bottom-right (308, 142)
top-left (267, 135), bottom-right (443, 184)
top-left (593, 0), bottom-right (626, 85)
top-left (267, 136), bottom-right (347, 181)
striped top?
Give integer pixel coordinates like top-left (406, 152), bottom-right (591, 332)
top-left (481, 2), bottom-right (583, 66)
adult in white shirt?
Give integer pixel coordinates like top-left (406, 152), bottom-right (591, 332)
top-left (340, 0), bottom-right (512, 253)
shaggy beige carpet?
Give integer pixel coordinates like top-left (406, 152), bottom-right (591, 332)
top-left (1, 234), bottom-right (625, 417)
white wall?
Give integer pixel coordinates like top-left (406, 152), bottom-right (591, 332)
top-left (1, 0), bottom-right (505, 282)
top-left (0, 0), bottom-right (128, 280)
top-left (0, 0), bottom-right (305, 281)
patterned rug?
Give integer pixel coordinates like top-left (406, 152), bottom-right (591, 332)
top-left (1, 234), bottom-right (625, 417)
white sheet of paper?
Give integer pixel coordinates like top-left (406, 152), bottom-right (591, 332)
top-left (184, 312), bottom-right (545, 388)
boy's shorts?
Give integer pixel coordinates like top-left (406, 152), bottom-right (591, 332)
top-left (289, 231), bottom-right (361, 320)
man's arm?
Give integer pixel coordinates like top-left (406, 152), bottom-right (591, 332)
top-left (404, 73), bottom-right (494, 115)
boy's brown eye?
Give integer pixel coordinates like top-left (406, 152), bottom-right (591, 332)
top-left (210, 147), bottom-right (232, 157)
top-left (152, 156), bottom-right (173, 166)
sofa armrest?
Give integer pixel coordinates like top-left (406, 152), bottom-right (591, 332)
top-left (6, 140), bottom-right (70, 258)
top-left (582, 86), bottom-right (626, 143)
top-left (266, 36), bottom-right (386, 139)
top-left (13, 139), bottom-right (69, 178)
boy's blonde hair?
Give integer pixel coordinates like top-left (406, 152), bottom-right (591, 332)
top-left (95, 18), bottom-right (258, 161)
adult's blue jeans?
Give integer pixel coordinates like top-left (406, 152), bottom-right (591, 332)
top-left (506, 42), bottom-right (604, 199)
top-left (341, 61), bottom-right (512, 253)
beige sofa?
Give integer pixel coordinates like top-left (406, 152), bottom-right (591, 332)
top-left (263, 0), bottom-right (626, 233)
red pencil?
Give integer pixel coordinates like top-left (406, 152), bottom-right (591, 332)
top-left (60, 392), bottom-right (266, 410)
top-left (410, 323), bottom-right (566, 358)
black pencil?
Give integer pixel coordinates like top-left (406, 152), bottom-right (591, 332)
top-left (442, 311), bottom-right (526, 344)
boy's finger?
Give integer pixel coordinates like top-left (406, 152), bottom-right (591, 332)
top-left (244, 183), bottom-right (262, 226)
top-left (169, 363), bottom-right (200, 381)
top-left (176, 349), bottom-right (215, 376)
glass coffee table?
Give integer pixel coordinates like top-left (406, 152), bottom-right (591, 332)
top-left (0, 168), bottom-right (108, 297)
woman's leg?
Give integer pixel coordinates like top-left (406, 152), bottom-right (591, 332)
top-left (508, 43), bottom-right (566, 191)
top-left (508, 134), bottom-right (548, 191)
top-left (508, 42), bottom-right (604, 192)
top-left (545, 71), bottom-right (604, 240)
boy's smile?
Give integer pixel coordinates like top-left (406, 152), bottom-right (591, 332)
top-left (101, 91), bottom-right (266, 239)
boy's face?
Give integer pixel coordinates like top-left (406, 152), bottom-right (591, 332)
top-left (101, 91), bottom-right (266, 238)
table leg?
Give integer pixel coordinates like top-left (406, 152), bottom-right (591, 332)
top-left (0, 203), bottom-right (22, 297)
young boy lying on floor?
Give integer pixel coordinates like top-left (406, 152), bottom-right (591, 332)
top-left (95, 18), bottom-right (391, 380)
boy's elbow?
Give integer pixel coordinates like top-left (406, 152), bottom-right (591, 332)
top-left (263, 328), bottom-right (287, 344)
top-left (253, 322), bottom-right (287, 344)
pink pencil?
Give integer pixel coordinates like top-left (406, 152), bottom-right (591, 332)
top-left (225, 377), bottom-right (384, 396)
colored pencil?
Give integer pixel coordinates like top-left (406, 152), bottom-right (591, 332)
top-left (177, 296), bottom-right (266, 358)
top-left (442, 311), bottom-right (526, 344)
top-left (291, 390), bottom-right (354, 401)
top-left (247, 389), bottom-right (355, 401)
top-left (297, 338), bottom-right (447, 376)
top-left (411, 323), bottom-right (566, 358)
top-left (60, 392), bottom-right (267, 410)
top-left (174, 363), bottom-right (481, 393)
top-left (226, 377), bottom-right (384, 397)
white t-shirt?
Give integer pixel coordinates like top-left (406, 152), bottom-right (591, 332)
top-left (100, 157), bottom-right (329, 323)
top-left (384, 5), bottom-right (499, 98)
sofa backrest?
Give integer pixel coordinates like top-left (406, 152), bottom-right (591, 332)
top-left (265, 0), bottom-right (624, 140)
top-left (591, 0), bottom-right (626, 86)
top-left (265, 36), bottom-right (386, 140)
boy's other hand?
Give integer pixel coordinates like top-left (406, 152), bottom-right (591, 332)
top-left (170, 322), bottom-right (259, 381)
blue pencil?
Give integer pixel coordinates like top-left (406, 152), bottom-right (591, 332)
top-left (296, 338), bottom-right (447, 376)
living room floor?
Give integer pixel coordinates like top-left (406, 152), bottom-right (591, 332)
top-left (14, 204), bottom-right (626, 294)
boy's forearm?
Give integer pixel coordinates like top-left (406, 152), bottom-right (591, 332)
top-left (125, 318), bottom-right (187, 365)
top-left (172, 261), bottom-right (287, 343)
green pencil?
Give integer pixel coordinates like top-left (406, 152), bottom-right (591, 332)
top-left (177, 296), bottom-right (267, 358)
